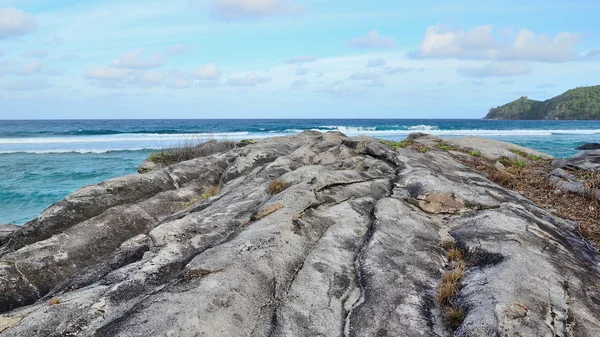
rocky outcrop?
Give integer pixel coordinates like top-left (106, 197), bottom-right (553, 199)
top-left (1, 131), bottom-right (599, 336)
top-left (576, 143), bottom-right (600, 151)
top-left (0, 225), bottom-right (18, 247)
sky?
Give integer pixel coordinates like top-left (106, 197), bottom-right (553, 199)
top-left (0, 0), bottom-right (599, 119)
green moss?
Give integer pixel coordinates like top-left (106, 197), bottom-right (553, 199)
top-left (418, 146), bottom-right (429, 153)
top-left (378, 139), bottom-right (410, 150)
top-left (468, 150), bottom-right (482, 157)
top-left (437, 143), bottom-right (454, 151)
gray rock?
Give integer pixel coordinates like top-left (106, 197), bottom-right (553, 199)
top-left (0, 131), bottom-right (598, 336)
top-left (576, 143), bottom-right (600, 150)
top-left (0, 225), bottom-right (18, 247)
top-left (494, 161), bottom-right (506, 171)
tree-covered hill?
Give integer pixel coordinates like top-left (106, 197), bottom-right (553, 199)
top-left (484, 85), bottom-right (600, 120)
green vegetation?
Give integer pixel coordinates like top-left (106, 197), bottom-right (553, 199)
top-left (484, 85), bottom-right (600, 120)
top-left (240, 139), bottom-right (258, 144)
top-left (418, 146), bottom-right (429, 153)
top-left (378, 139), bottom-right (410, 150)
top-left (468, 150), bottom-right (482, 157)
top-left (499, 156), bottom-right (526, 168)
top-left (437, 143), bottom-right (454, 151)
top-left (509, 148), bottom-right (543, 161)
top-left (147, 140), bottom-right (236, 166)
top-left (180, 185), bottom-right (220, 208)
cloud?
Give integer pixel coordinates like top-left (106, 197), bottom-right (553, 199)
top-left (349, 72), bottom-right (380, 80)
top-left (193, 63), bottom-right (221, 80)
top-left (0, 79), bottom-right (50, 91)
top-left (385, 67), bottom-right (412, 75)
top-left (0, 50), bottom-right (4, 57)
top-left (225, 73), bottom-right (270, 86)
top-left (583, 49), bottom-right (600, 60)
top-left (165, 44), bottom-right (190, 55)
top-left (0, 8), bottom-right (36, 39)
top-left (457, 62), bottom-right (531, 77)
top-left (84, 65), bottom-right (132, 81)
top-left (23, 49), bottom-right (48, 58)
top-left (413, 24), bottom-right (583, 62)
top-left (285, 56), bottom-right (317, 64)
top-left (292, 79), bottom-right (308, 87)
top-left (319, 81), bottom-right (353, 97)
top-left (295, 67), bottom-right (309, 76)
top-left (165, 77), bottom-right (193, 89)
top-left (209, 0), bottom-right (303, 21)
top-left (349, 30), bottom-right (395, 49)
top-left (0, 60), bottom-right (45, 76)
top-left (363, 79), bottom-right (385, 87)
top-left (113, 50), bottom-right (165, 69)
top-left (130, 71), bottom-right (170, 88)
top-left (366, 58), bottom-right (386, 67)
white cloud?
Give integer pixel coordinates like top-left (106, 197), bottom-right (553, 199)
top-left (0, 59), bottom-right (45, 76)
top-left (23, 49), bottom-right (48, 58)
top-left (285, 56), bottom-right (317, 64)
top-left (349, 72), bottom-right (380, 80)
top-left (193, 63), bottom-right (221, 80)
top-left (385, 66), bottom-right (412, 75)
top-left (0, 8), bottom-right (36, 39)
top-left (414, 24), bottom-right (583, 62)
top-left (165, 77), bottom-right (193, 89)
top-left (319, 81), bottom-right (354, 97)
top-left (366, 58), bottom-right (386, 67)
top-left (130, 71), bottom-right (170, 88)
top-left (292, 79), bottom-right (308, 87)
top-left (0, 79), bottom-right (50, 91)
top-left (165, 43), bottom-right (190, 55)
top-left (225, 73), bottom-right (270, 86)
top-left (583, 49), bottom-right (600, 60)
top-left (209, 0), bottom-right (303, 20)
top-left (295, 67), bottom-right (309, 76)
top-left (457, 61), bottom-right (531, 77)
top-left (113, 50), bottom-right (165, 69)
top-left (349, 30), bottom-right (395, 49)
top-left (84, 65), bottom-right (132, 81)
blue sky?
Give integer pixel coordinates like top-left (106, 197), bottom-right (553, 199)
top-left (0, 0), bottom-right (599, 119)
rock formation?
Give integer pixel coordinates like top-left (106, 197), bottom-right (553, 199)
top-left (1, 131), bottom-right (599, 336)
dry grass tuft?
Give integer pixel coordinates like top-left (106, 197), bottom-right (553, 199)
top-left (253, 203), bottom-right (285, 220)
top-left (446, 248), bottom-right (463, 262)
top-left (444, 307), bottom-right (466, 330)
top-left (268, 180), bottom-right (288, 195)
top-left (148, 140), bottom-right (236, 166)
top-left (48, 298), bottom-right (61, 305)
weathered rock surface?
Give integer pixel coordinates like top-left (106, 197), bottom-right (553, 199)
top-left (1, 131), bottom-right (599, 337)
top-left (0, 225), bottom-right (18, 247)
top-left (576, 143), bottom-right (600, 151)
top-left (553, 150), bottom-right (600, 171)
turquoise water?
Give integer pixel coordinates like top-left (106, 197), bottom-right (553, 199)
top-left (1, 119), bottom-right (600, 225)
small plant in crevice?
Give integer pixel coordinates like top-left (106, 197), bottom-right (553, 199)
top-left (437, 143), bottom-right (454, 151)
top-left (378, 139), bottom-right (410, 150)
top-left (48, 298), bottom-right (61, 305)
top-left (180, 185), bottom-right (220, 208)
top-left (267, 179), bottom-right (288, 195)
top-left (418, 146), bottom-right (430, 153)
top-left (437, 240), bottom-right (468, 331)
top-left (468, 150), bottom-right (482, 157)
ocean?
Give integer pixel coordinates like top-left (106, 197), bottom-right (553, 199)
top-left (2, 119), bottom-right (600, 225)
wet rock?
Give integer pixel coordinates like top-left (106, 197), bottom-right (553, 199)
top-left (0, 132), bottom-right (598, 336)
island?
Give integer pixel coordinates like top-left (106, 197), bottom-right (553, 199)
top-left (484, 85), bottom-right (600, 120)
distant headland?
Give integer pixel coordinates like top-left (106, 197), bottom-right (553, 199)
top-left (484, 85), bottom-right (600, 120)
